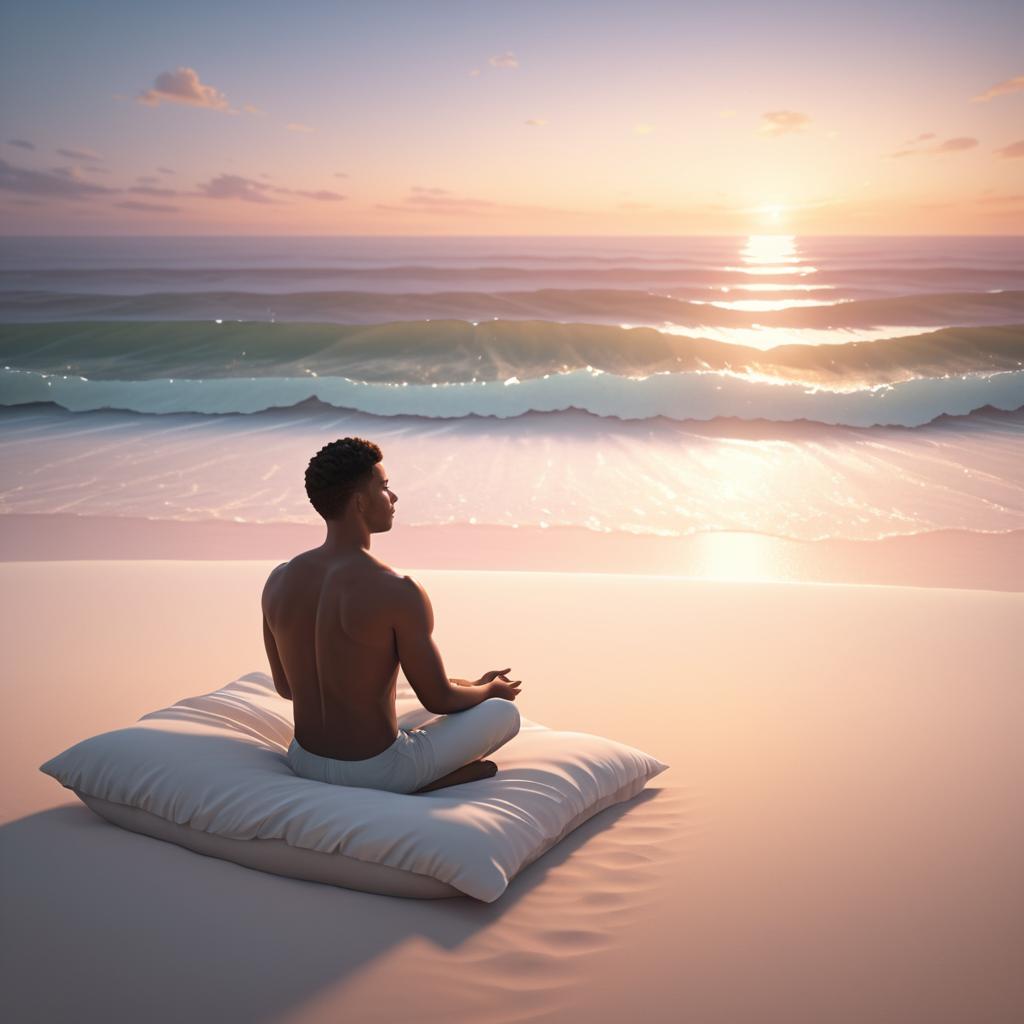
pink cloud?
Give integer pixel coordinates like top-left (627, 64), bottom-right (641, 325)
top-left (115, 200), bottom-right (180, 213)
top-left (377, 188), bottom-right (577, 218)
top-left (936, 137), bottom-right (978, 152)
top-left (977, 193), bottom-right (1024, 204)
top-left (193, 174), bottom-right (344, 204)
top-left (971, 74), bottom-right (1024, 103)
top-left (489, 52), bottom-right (519, 69)
top-left (138, 68), bottom-right (232, 111)
top-left (197, 174), bottom-right (279, 203)
top-left (57, 146), bottom-right (101, 162)
top-left (889, 136), bottom-right (979, 158)
top-left (994, 139), bottom-right (1024, 159)
top-left (129, 185), bottom-right (179, 197)
top-left (0, 158), bottom-right (117, 199)
top-left (288, 189), bottom-right (346, 201)
top-left (757, 111), bottom-right (811, 137)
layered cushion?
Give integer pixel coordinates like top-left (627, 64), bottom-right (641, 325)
top-left (39, 671), bottom-right (669, 902)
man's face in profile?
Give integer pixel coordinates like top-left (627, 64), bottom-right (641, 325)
top-left (360, 463), bottom-right (398, 533)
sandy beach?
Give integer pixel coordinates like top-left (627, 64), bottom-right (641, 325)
top-left (3, 550), bottom-right (1022, 1023)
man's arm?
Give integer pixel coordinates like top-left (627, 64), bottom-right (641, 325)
top-left (261, 564), bottom-right (291, 701)
top-left (394, 576), bottom-right (493, 714)
top-left (263, 613), bottom-right (292, 701)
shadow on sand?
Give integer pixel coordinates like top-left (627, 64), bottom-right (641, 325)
top-left (1, 786), bottom-right (672, 1023)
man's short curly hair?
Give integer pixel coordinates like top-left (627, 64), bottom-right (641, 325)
top-left (305, 437), bottom-right (383, 521)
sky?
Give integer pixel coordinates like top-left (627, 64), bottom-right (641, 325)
top-left (1, 0), bottom-right (1022, 236)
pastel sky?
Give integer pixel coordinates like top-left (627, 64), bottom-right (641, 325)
top-left (1, 0), bottom-right (1022, 235)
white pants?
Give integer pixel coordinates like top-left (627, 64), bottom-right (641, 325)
top-left (286, 698), bottom-right (521, 795)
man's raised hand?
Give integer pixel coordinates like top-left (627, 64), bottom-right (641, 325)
top-left (475, 668), bottom-right (522, 701)
top-left (474, 667), bottom-right (518, 686)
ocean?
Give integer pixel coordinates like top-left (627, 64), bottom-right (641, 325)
top-left (0, 234), bottom-right (1021, 546)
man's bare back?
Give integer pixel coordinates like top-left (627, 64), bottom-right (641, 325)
top-left (262, 548), bottom-right (411, 760)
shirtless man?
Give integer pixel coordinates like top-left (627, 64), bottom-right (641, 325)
top-left (262, 436), bottom-right (523, 794)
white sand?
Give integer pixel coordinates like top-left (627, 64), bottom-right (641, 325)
top-left (2, 560), bottom-right (1023, 1023)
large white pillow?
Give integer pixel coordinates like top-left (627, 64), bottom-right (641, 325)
top-left (39, 672), bottom-right (669, 902)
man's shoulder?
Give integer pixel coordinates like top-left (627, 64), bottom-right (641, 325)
top-left (378, 569), bottom-right (420, 599)
top-left (261, 561), bottom-right (289, 610)
top-left (359, 553), bottom-right (417, 590)
top-left (373, 571), bottom-right (429, 614)
top-left (262, 559), bottom-right (289, 590)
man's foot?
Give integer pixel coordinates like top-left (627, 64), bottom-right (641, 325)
top-left (413, 759), bottom-right (497, 794)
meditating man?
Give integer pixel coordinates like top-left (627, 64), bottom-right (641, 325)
top-left (262, 436), bottom-right (523, 794)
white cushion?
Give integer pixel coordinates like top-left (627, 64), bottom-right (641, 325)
top-left (39, 671), bottom-right (669, 902)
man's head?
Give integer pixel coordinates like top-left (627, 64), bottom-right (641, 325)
top-left (305, 437), bottom-right (397, 531)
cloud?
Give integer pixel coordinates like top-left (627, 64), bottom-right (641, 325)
top-left (994, 139), bottom-right (1024, 159)
top-left (129, 185), bottom-right (180, 197)
top-left (468, 68), bottom-right (481, 77)
top-left (377, 188), bottom-right (575, 218)
top-left (243, 104), bottom-right (264, 115)
top-left (49, 162), bottom-right (110, 178)
top-left (138, 67), bottom-right (232, 111)
top-left (334, 171), bottom-right (349, 179)
top-left (157, 167), bottom-right (175, 175)
top-left (57, 146), bottom-right (101, 162)
top-left (402, 193), bottom-right (504, 210)
top-left (293, 189), bottom-right (345, 201)
top-left (115, 200), bottom-right (180, 213)
top-left (191, 174), bottom-right (343, 204)
top-left (633, 122), bottom-right (655, 135)
top-left (489, 51), bottom-right (518, 69)
top-left (0, 158), bottom-right (117, 199)
top-left (971, 74), bottom-right (1024, 103)
top-left (889, 136), bottom-right (979, 158)
top-left (286, 122), bottom-right (315, 133)
top-left (976, 193), bottom-right (1024, 204)
top-left (262, 182), bottom-right (347, 201)
top-left (196, 174), bottom-right (280, 203)
top-left (757, 111), bottom-right (812, 137)
top-left (7, 139), bottom-right (34, 150)
top-left (525, 118), bottom-right (547, 126)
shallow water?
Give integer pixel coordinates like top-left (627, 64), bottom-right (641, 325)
top-left (1, 234), bottom-right (1021, 545)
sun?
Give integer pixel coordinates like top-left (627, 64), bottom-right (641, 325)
top-left (759, 203), bottom-right (786, 224)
